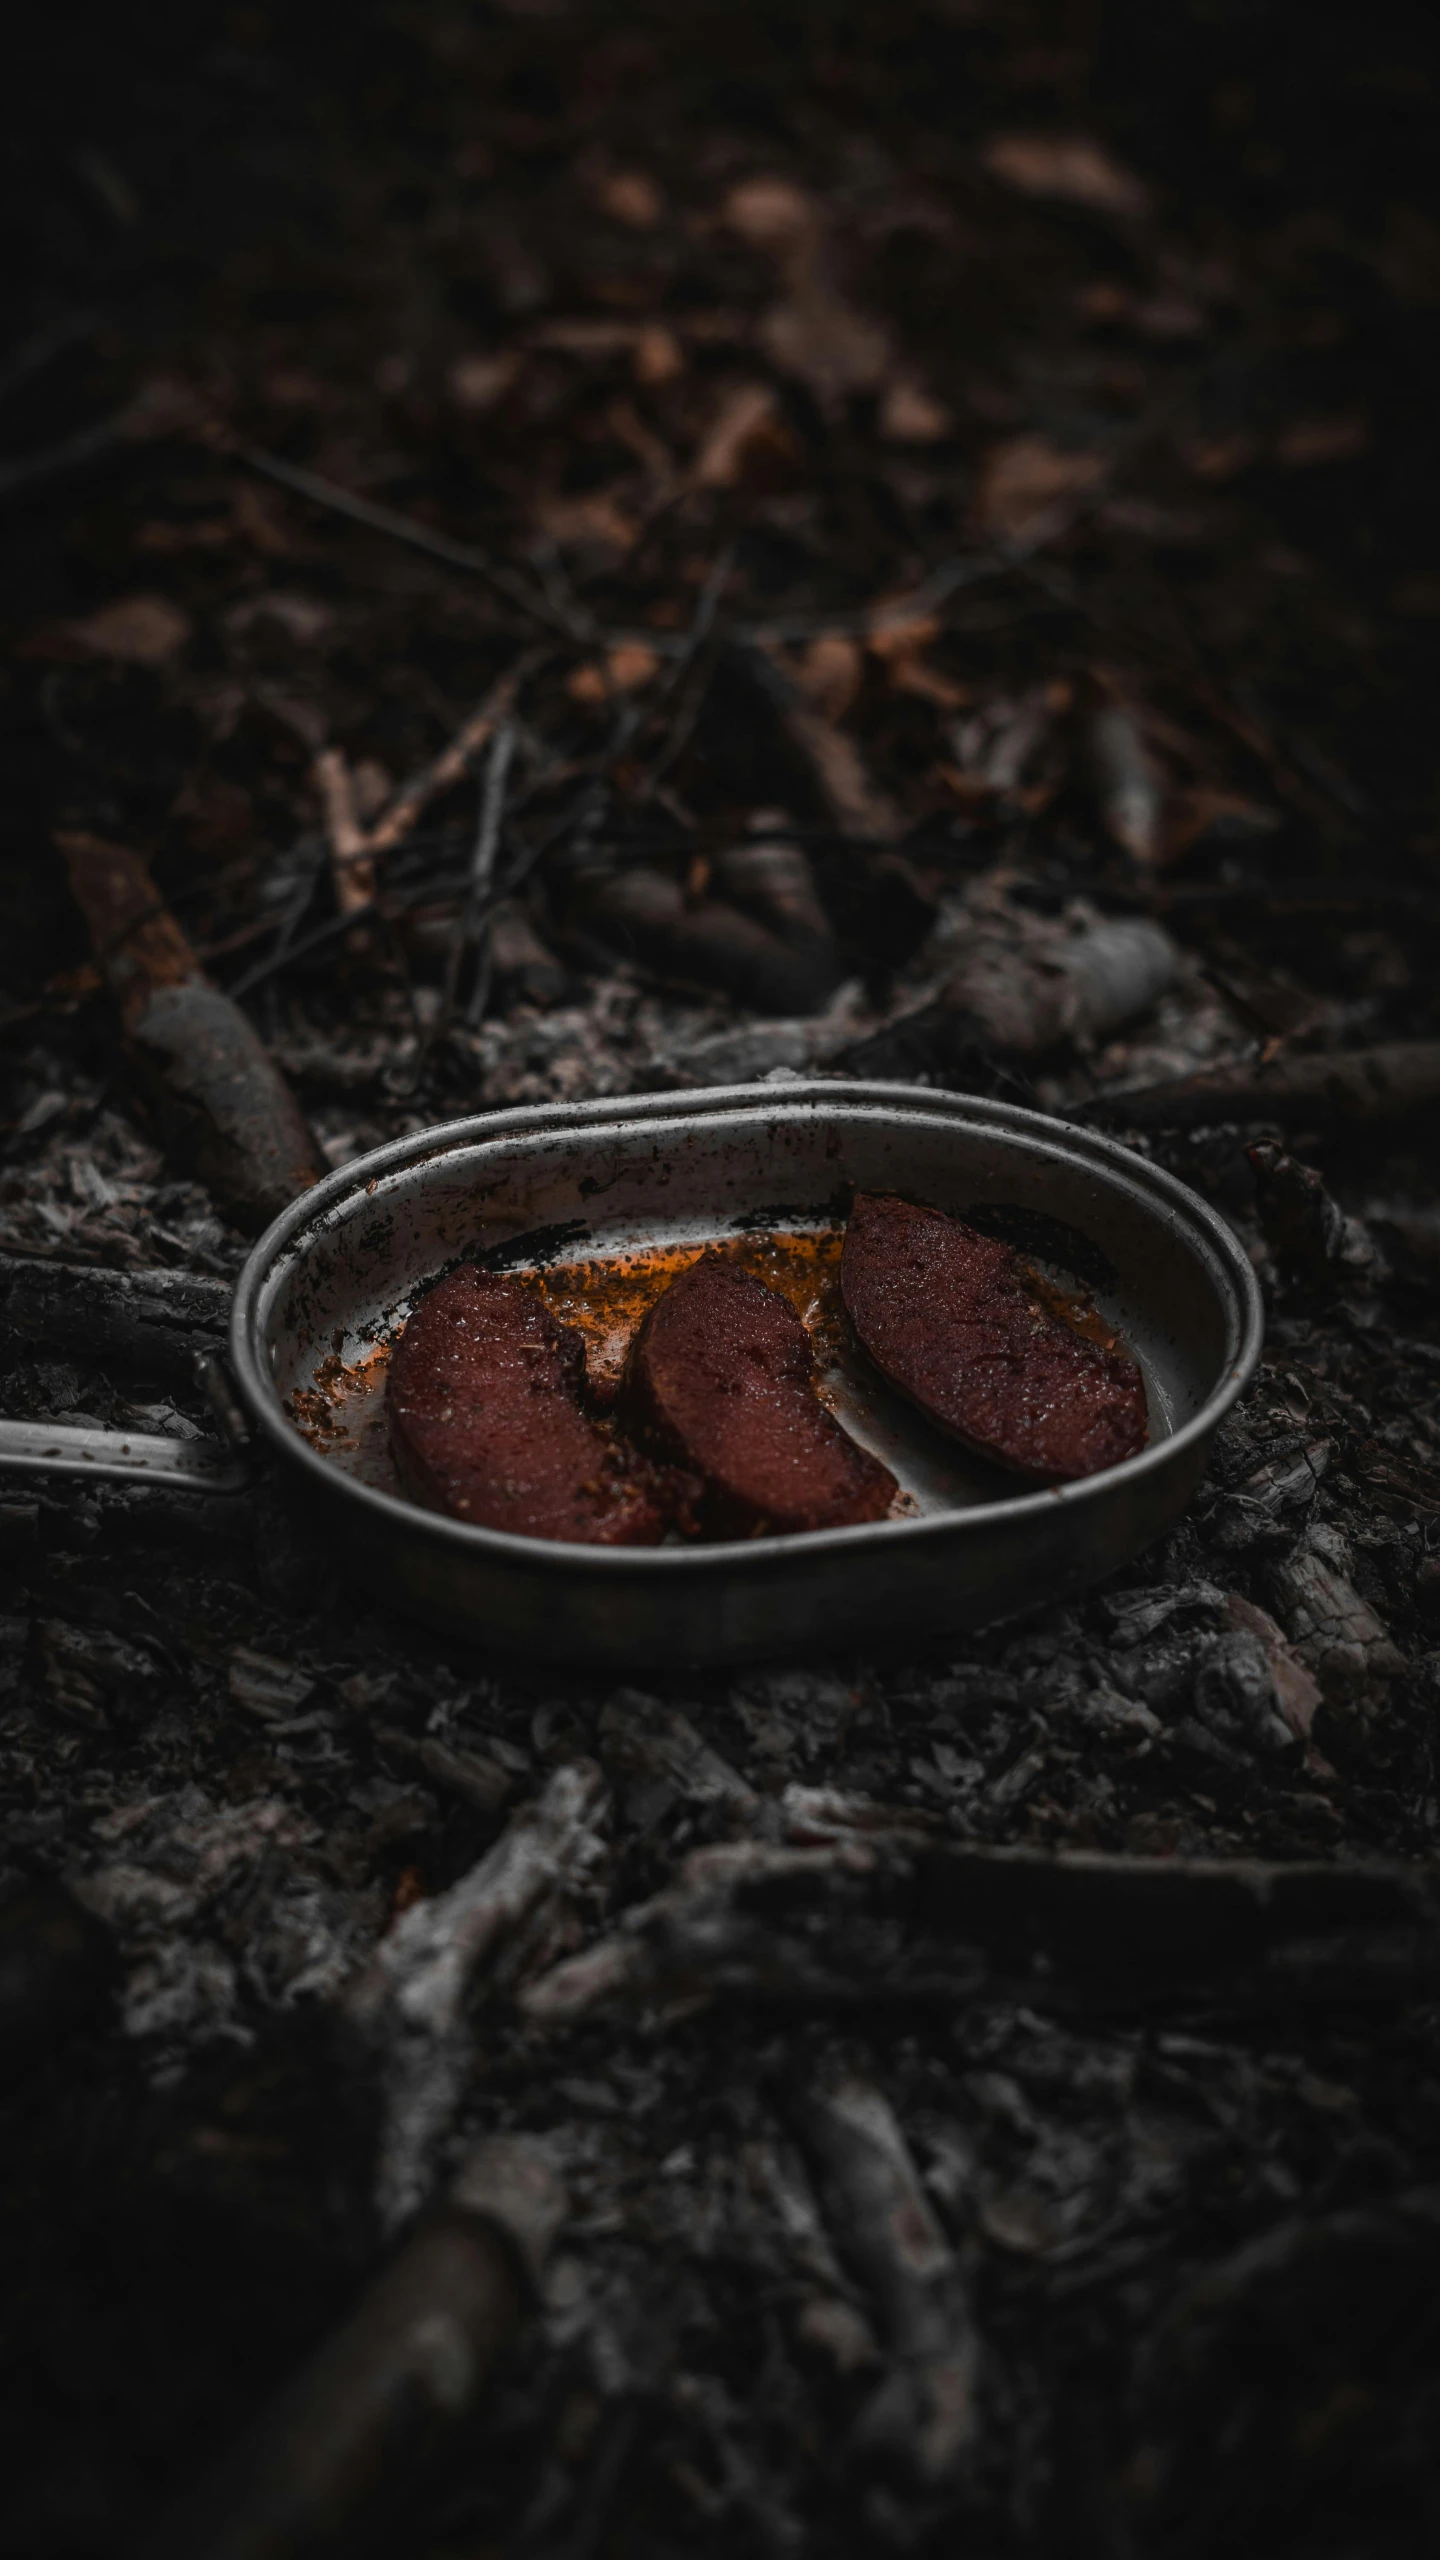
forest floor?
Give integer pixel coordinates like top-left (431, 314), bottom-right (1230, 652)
top-left (4, 6), bottom-right (1440, 2555)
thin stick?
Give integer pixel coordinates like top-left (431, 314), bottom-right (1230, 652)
top-left (312, 746), bottom-right (376, 917)
top-left (458, 721), bottom-right (518, 1031)
top-left (363, 654), bottom-right (540, 859)
top-left (233, 441), bottom-right (593, 643)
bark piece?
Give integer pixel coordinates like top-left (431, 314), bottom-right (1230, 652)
top-left (841, 1192), bottom-right (1147, 1482)
top-left (1093, 1040), bottom-right (1440, 1130)
top-left (521, 1832), bottom-right (1437, 2026)
top-left (56, 830), bottom-right (324, 1231)
top-left (1264, 1524), bottom-right (1406, 1723)
top-left (622, 1253), bottom-right (897, 1536)
top-left (387, 1267), bottom-right (665, 1545)
top-left (1223, 1594), bottom-right (1324, 1743)
top-left (1248, 1140), bottom-right (1376, 1291)
top-left (137, 2136), bottom-right (565, 2560)
top-left (574, 862), bottom-right (842, 1015)
top-left (0, 1251), bottom-right (229, 1374)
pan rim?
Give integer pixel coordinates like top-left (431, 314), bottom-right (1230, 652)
top-left (229, 1080), bottom-right (1264, 1569)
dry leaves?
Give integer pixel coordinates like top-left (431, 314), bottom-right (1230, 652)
top-left (693, 382), bottom-right (794, 489)
top-left (722, 169), bottom-right (897, 414)
top-left (974, 437), bottom-right (1107, 541)
top-left (792, 634), bottom-right (864, 722)
top-left (595, 167), bottom-right (664, 228)
top-left (66, 595), bottom-right (193, 667)
top-left (567, 642), bottom-right (661, 704)
top-left (447, 352), bottom-right (520, 414)
top-left (879, 377), bottom-right (953, 443)
top-left (982, 132), bottom-right (1151, 222)
top-left (531, 491), bottom-right (639, 556)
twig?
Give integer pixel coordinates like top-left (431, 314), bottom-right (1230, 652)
top-left (346, 1761), bottom-right (608, 2231)
top-left (462, 721), bottom-right (519, 1029)
top-left (632, 546), bottom-right (733, 801)
top-left (233, 441), bottom-right (592, 643)
top-left (797, 2073), bottom-right (980, 2487)
top-left (312, 746), bottom-right (376, 920)
top-left (364, 654), bottom-right (539, 859)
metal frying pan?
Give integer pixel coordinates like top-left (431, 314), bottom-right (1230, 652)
top-left (0, 1082), bottom-right (1263, 1667)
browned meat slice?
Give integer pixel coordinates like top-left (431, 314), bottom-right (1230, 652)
top-left (841, 1193), bottom-right (1147, 1484)
top-left (622, 1252), bottom-right (897, 1536)
top-left (387, 1266), bottom-right (664, 1544)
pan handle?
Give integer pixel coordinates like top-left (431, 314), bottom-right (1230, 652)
top-left (0, 1417), bottom-right (247, 1495)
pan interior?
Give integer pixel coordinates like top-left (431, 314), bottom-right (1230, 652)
top-left (256, 1093), bottom-right (1238, 1533)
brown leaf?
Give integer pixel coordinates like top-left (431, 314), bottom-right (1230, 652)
top-left (793, 634), bottom-right (864, 722)
top-left (721, 175), bottom-right (818, 253)
top-left (879, 376), bottom-right (953, 443)
top-left (1275, 416), bottom-right (1370, 469)
top-left (975, 438), bottom-right (1106, 541)
top-left (66, 595), bottom-right (192, 668)
top-left (567, 643), bottom-right (660, 704)
top-left (447, 351), bottom-right (521, 414)
top-left (596, 168), bottom-right (664, 228)
top-left (982, 132), bottom-right (1151, 222)
top-left (532, 491), bottom-right (639, 556)
top-left (867, 615), bottom-right (969, 711)
top-left (692, 383), bottom-right (794, 490)
top-left (634, 325), bottom-right (684, 386)
top-left (761, 262), bottom-right (891, 409)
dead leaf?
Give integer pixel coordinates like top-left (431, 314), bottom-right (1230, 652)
top-left (692, 383), bottom-right (794, 490)
top-left (1180, 433), bottom-right (1258, 483)
top-left (532, 491), bottom-right (639, 555)
top-left (1276, 416), bottom-right (1370, 468)
top-left (866, 614), bottom-right (969, 709)
top-left (975, 437), bottom-right (1106, 541)
top-left (447, 351), bottom-right (521, 413)
top-left (761, 252), bottom-right (891, 410)
top-left (67, 595), bottom-right (193, 668)
top-left (597, 168), bottom-right (664, 228)
top-left (532, 319), bottom-right (647, 357)
top-left (567, 642), bottom-right (661, 703)
top-left (634, 325), bottom-right (684, 386)
top-left (793, 634), bottom-right (863, 722)
top-left (982, 132), bottom-right (1151, 222)
top-left (225, 593), bottom-right (334, 647)
top-left (879, 376), bottom-right (953, 443)
top-left (722, 175), bottom-right (818, 252)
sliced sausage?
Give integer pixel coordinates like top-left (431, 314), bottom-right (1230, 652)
top-left (841, 1192), bottom-right (1147, 1483)
top-left (623, 1252), bottom-right (897, 1537)
top-left (387, 1266), bottom-right (664, 1544)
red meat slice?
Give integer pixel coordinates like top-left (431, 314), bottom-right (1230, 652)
top-left (623, 1252), bottom-right (897, 1536)
top-left (841, 1193), bottom-right (1147, 1484)
top-left (387, 1266), bottom-right (664, 1544)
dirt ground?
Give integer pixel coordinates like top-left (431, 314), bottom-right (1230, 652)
top-left (4, 5), bottom-right (1440, 2554)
